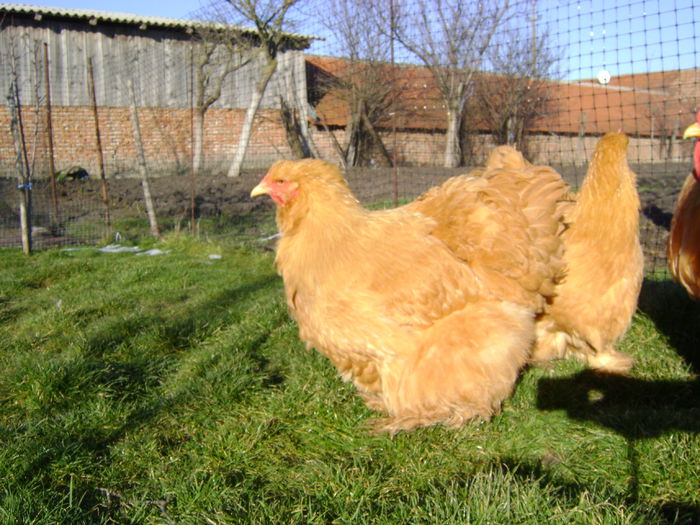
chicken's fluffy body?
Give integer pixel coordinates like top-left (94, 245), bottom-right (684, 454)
top-left (667, 113), bottom-right (700, 299)
top-left (252, 157), bottom-right (569, 432)
top-left (668, 174), bottom-right (700, 298)
top-left (531, 132), bottom-right (644, 372)
top-left (408, 146), bottom-right (575, 313)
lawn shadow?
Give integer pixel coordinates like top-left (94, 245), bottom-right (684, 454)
top-left (537, 370), bottom-right (700, 439)
top-left (537, 371), bottom-right (700, 518)
top-left (489, 456), bottom-right (700, 524)
top-left (637, 277), bottom-right (700, 372)
top-left (642, 203), bottom-right (673, 230)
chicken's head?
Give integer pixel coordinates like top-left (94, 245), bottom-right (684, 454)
top-left (250, 159), bottom-right (351, 207)
top-left (682, 110), bottom-right (700, 181)
top-left (250, 162), bottom-right (300, 206)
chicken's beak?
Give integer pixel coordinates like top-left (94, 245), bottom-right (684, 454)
top-left (683, 122), bottom-right (700, 140)
top-left (250, 181), bottom-right (270, 198)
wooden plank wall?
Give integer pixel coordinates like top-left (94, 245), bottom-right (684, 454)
top-left (0, 17), bottom-right (306, 110)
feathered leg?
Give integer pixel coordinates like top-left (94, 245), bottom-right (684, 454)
top-left (532, 318), bottom-right (634, 373)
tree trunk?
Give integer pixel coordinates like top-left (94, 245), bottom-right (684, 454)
top-left (295, 97), bottom-right (321, 159)
top-left (346, 122), bottom-right (360, 166)
top-left (227, 59), bottom-right (277, 177)
top-left (316, 111), bottom-right (348, 168)
top-left (344, 102), bottom-right (362, 167)
top-left (43, 43), bottom-right (59, 227)
top-left (668, 119), bottom-right (680, 159)
top-left (192, 108), bottom-right (205, 175)
top-left (279, 95), bottom-right (308, 158)
top-left (444, 105), bottom-right (462, 168)
top-left (18, 191), bottom-right (31, 254)
top-left (128, 80), bottom-right (160, 238)
top-left (361, 110), bottom-right (394, 167)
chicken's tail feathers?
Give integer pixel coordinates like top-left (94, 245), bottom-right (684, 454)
top-left (572, 131), bottom-right (640, 226)
top-left (516, 166), bottom-right (572, 247)
top-left (485, 145), bottom-right (531, 171)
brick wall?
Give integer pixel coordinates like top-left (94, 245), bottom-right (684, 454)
top-left (1, 104), bottom-right (691, 181)
top-left (0, 105), bottom-right (295, 179)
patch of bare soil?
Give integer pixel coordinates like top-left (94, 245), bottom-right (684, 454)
top-left (0, 162), bottom-right (691, 271)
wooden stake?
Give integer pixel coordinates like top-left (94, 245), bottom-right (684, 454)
top-left (7, 64), bottom-right (33, 254)
top-left (43, 43), bottom-right (59, 225)
top-left (127, 79), bottom-right (160, 238)
top-left (87, 57), bottom-right (112, 229)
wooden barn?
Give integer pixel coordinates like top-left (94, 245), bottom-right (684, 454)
top-left (0, 3), bottom-right (315, 176)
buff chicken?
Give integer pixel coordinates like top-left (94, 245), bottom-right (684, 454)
top-left (667, 111), bottom-right (700, 299)
top-left (531, 132), bottom-right (644, 373)
top-left (251, 157), bottom-right (569, 432)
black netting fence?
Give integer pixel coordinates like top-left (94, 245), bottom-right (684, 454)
top-left (1, 0), bottom-right (698, 277)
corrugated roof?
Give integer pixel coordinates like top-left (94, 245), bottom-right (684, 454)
top-left (1, 3), bottom-right (224, 29)
top-left (0, 3), bottom-right (318, 44)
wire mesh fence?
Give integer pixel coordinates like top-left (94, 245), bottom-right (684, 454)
top-left (0, 0), bottom-right (698, 278)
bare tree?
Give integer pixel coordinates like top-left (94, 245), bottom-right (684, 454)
top-left (277, 50), bottom-right (319, 159)
top-left (315, 0), bottom-right (400, 167)
top-left (189, 23), bottom-right (256, 175)
top-left (7, 66), bottom-right (32, 254)
top-left (4, 34), bottom-right (33, 253)
top-left (390, 0), bottom-right (512, 167)
top-left (472, 1), bottom-right (561, 160)
top-left (646, 83), bottom-right (698, 161)
top-left (206, 0), bottom-right (305, 178)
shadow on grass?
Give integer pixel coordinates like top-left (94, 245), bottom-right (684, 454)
top-left (534, 277), bottom-right (700, 522)
top-left (492, 456), bottom-right (700, 524)
top-left (642, 203), bottom-right (673, 230)
top-left (637, 277), bottom-right (700, 372)
top-left (537, 371), bottom-right (700, 522)
top-left (534, 278), bottom-right (700, 437)
top-left (537, 370), bottom-right (700, 439)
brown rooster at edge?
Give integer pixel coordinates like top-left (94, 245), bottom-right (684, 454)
top-left (251, 155), bottom-right (569, 433)
top-left (667, 111), bottom-right (700, 299)
top-left (530, 132), bottom-right (644, 373)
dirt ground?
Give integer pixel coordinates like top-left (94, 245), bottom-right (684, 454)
top-left (0, 162), bottom-right (691, 271)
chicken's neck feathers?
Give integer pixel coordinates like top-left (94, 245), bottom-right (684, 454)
top-left (274, 183), bottom-right (445, 306)
top-left (274, 182), bottom-right (379, 293)
top-left (571, 146), bottom-right (639, 236)
top-left (577, 168), bottom-right (638, 209)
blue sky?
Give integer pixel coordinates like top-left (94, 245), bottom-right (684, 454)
top-left (15, 0), bottom-right (198, 18)
top-left (12, 0), bottom-right (700, 81)
top-left (539, 0), bottom-right (700, 79)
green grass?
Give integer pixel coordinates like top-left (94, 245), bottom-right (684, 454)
top-left (0, 238), bottom-right (699, 524)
